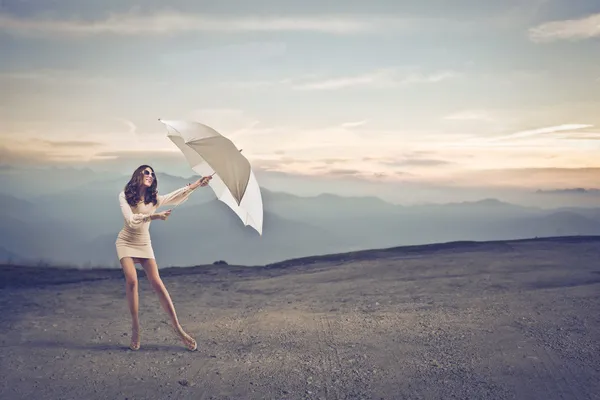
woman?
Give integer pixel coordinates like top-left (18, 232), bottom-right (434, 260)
top-left (116, 164), bottom-right (211, 351)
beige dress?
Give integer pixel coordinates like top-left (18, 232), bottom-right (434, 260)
top-left (115, 185), bottom-right (196, 260)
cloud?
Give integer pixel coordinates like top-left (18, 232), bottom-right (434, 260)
top-left (234, 153), bottom-right (395, 180)
top-left (380, 158), bottom-right (453, 167)
top-left (340, 120), bottom-right (368, 129)
top-left (250, 156), bottom-right (304, 170)
top-left (251, 156), bottom-right (352, 173)
top-left (84, 150), bottom-right (198, 175)
top-left (488, 124), bottom-right (593, 141)
top-left (291, 69), bottom-right (459, 91)
top-left (186, 108), bottom-right (260, 137)
top-left (204, 68), bottom-right (459, 92)
top-left (0, 146), bottom-right (46, 165)
top-left (292, 70), bottom-right (388, 91)
top-left (327, 168), bottom-right (363, 177)
top-left (528, 12), bottom-right (600, 42)
top-left (161, 41), bottom-right (287, 66)
top-left (41, 140), bottom-right (104, 148)
top-left (116, 119), bottom-right (138, 136)
top-left (0, 145), bottom-right (90, 165)
top-left (536, 188), bottom-right (600, 195)
top-left (560, 132), bottom-right (600, 140)
top-left (0, 69), bottom-right (114, 86)
top-left (449, 167), bottom-right (600, 189)
top-left (321, 158), bottom-right (351, 165)
top-left (3, 92), bottom-right (598, 187)
top-left (4, 142), bottom-right (599, 189)
top-left (0, 137), bottom-right (106, 164)
top-left (0, 147), bottom-right (211, 177)
top-left (0, 11), bottom-right (423, 37)
top-left (92, 150), bottom-right (179, 159)
top-left (452, 124), bottom-right (595, 148)
top-left (444, 110), bottom-right (496, 122)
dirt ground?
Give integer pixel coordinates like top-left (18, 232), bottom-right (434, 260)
top-left (1, 237), bottom-right (599, 399)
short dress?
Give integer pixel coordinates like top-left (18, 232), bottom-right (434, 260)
top-left (115, 185), bottom-right (196, 260)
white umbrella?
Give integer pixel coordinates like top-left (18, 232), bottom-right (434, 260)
top-left (158, 119), bottom-right (263, 235)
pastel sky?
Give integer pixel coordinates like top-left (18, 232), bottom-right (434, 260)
top-left (1, 0), bottom-right (599, 190)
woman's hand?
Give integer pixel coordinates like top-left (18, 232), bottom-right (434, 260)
top-left (156, 209), bottom-right (172, 220)
top-left (189, 175), bottom-right (212, 189)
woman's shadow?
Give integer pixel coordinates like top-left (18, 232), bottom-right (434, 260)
top-left (21, 339), bottom-right (187, 352)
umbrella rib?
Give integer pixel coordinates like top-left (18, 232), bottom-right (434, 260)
top-left (164, 121), bottom-right (217, 177)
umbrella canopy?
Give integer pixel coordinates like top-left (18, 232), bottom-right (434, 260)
top-left (158, 119), bottom-right (263, 235)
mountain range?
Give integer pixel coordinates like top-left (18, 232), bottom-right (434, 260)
top-left (1, 167), bottom-right (599, 267)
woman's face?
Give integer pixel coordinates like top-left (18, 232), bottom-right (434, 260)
top-left (142, 167), bottom-right (155, 187)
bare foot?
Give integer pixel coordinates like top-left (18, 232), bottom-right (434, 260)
top-left (174, 325), bottom-right (197, 351)
top-left (130, 325), bottom-right (140, 351)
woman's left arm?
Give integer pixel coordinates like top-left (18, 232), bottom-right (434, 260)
top-left (157, 176), bottom-right (211, 207)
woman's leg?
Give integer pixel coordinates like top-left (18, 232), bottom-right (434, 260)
top-left (120, 257), bottom-right (140, 350)
top-left (140, 258), bottom-right (197, 351)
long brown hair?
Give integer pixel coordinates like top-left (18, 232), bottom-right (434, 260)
top-left (124, 165), bottom-right (158, 207)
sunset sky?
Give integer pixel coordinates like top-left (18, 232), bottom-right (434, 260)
top-left (1, 0), bottom-right (599, 190)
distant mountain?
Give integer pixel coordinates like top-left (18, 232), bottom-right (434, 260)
top-left (2, 168), bottom-right (600, 267)
top-left (0, 166), bottom-right (113, 198)
top-left (0, 203), bottom-right (86, 265)
top-left (262, 190), bottom-right (403, 222)
top-left (409, 198), bottom-right (541, 214)
top-left (0, 246), bottom-right (23, 264)
top-left (258, 195), bottom-right (548, 248)
top-left (0, 193), bottom-right (35, 219)
top-left (554, 207), bottom-right (600, 223)
top-left (469, 211), bottom-right (600, 241)
top-left (536, 188), bottom-right (600, 195)
top-left (79, 199), bottom-right (342, 267)
top-left (536, 211), bottom-right (600, 235)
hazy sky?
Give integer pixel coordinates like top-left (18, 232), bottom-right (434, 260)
top-left (1, 0), bottom-right (599, 190)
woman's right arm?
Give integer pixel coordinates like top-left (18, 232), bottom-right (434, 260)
top-left (119, 192), bottom-right (156, 228)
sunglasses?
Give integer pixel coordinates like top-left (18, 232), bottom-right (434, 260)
top-left (143, 170), bottom-right (155, 178)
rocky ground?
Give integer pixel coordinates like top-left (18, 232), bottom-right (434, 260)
top-left (1, 237), bottom-right (599, 399)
